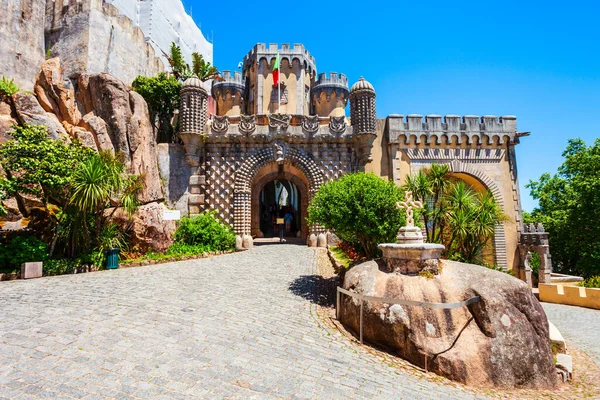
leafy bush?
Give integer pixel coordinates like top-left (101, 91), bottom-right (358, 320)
top-left (174, 212), bottom-right (236, 251)
top-left (308, 173), bottom-right (405, 258)
top-left (581, 276), bottom-right (600, 289)
top-left (0, 236), bottom-right (48, 269)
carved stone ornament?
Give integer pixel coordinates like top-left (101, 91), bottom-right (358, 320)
top-left (329, 116), bottom-right (347, 133)
top-left (273, 142), bottom-right (285, 164)
top-left (301, 115), bottom-right (320, 134)
top-left (239, 114), bottom-right (256, 134)
top-left (268, 113), bottom-right (291, 130)
top-left (211, 115), bottom-right (229, 133)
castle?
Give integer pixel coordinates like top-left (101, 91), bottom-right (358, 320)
top-left (169, 43), bottom-right (549, 276)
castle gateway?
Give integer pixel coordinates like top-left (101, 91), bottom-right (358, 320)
top-left (172, 43), bottom-right (530, 272)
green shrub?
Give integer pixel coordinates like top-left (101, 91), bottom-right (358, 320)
top-left (0, 236), bottom-right (48, 269)
top-left (43, 259), bottom-right (78, 276)
top-left (0, 75), bottom-right (19, 97)
top-left (581, 276), bottom-right (600, 288)
top-left (174, 212), bottom-right (236, 251)
top-left (307, 173), bottom-right (406, 258)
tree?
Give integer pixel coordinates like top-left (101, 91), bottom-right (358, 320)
top-left (0, 125), bottom-right (94, 216)
top-left (308, 173), bottom-right (406, 258)
top-left (527, 138), bottom-right (600, 277)
top-left (132, 73), bottom-right (181, 143)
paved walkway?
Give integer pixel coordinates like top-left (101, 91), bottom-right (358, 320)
top-left (542, 302), bottom-right (600, 366)
top-left (0, 245), bottom-right (485, 399)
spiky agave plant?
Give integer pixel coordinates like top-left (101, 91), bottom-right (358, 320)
top-left (191, 52), bottom-right (223, 82)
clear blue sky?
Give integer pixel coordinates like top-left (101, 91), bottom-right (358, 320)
top-left (184, 0), bottom-right (600, 212)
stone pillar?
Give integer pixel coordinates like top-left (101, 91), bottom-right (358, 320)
top-left (349, 77), bottom-right (377, 168)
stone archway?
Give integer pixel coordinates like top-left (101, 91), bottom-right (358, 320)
top-left (446, 160), bottom-right (508, 270)
top-left (251, 164), bottom-right (310, 240)
top-left (233, 145), bottom-right (324, 243)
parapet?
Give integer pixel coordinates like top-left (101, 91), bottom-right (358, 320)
top-left (386, 114), bottom-right (519, 145)
top-left (243, 43), bottom-right (317, 74)
top-left (314, 72), bottom-right (348, 88)
top-left (212, 70), bottom-right (246, 98)
top-left (520, 223), bottom-right (549, 246)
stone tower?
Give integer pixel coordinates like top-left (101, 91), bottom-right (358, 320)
top-left (211, 71), bottom-right (247, 116)
top-left (311, 73), bottom-right (349, 117)
top-left (242, 44), bottom-right (316, 115)
top-left (179, 76), bottom-right (209, 216)
top-left (349, 77), bottom-right (377, 164)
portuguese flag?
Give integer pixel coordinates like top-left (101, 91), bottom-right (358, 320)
top-left (273, 53), bottom-right (280, 87)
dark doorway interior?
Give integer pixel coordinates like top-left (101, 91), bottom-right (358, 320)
top-left (259, 180), bottom-right (301, 238)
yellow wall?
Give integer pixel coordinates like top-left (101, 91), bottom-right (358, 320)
top-left (539, 284), bottom-right (600, 310)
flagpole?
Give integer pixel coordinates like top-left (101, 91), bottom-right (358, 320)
top-left (277, 52), bottom-right (281, 114)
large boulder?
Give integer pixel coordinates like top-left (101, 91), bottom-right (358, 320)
top-left (0, 99), bottom-right (17, 142)
top-left (110, 202), bottom-right (176, 253)
top-left (341, 259), bottom-right (557, 388)
top-left (12, 92), bottom-right (68, 140)
top-left (34, 58), bottom-right (82, 126)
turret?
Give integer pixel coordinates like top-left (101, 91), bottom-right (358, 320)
top-left (350, 77), bottom-right (377, 166)
top-left (179, 77), bottom-right (207, 166)
top-left (350, 77), bottom-right (376, 134)
top-left (311, 72), bottom-right (349, 117)
top-left (211, 71), bottom-right (246, 116)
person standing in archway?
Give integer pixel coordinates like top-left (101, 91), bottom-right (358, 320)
top-left (284, 209), bottom-right (293, 236)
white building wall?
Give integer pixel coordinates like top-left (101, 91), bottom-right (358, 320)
top-left (105, 0), bottom-right (213, 72)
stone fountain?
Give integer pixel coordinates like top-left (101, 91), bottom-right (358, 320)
top-left (379, 192), bottom-right (445, 275)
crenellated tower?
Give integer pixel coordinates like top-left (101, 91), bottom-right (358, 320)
top-left (211, 71), bottom-right (247, 116)
top-left (311, 73), bottom-right (349, 117)
top-left (242, 43), bottom-right (317, 115)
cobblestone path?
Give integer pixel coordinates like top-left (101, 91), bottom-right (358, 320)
top-left (0, 245), bottom-right (486, 399)
top-left (542, 302), bottom-right (600, 366)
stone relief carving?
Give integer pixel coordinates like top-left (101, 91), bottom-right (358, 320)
top-left (274, 143), bottom-right (285, 163)
top-left (239, 115), bottom-right (256, 134)
top-left (268, 113), bottom-right (291, 130)
top-left (301, 115), bottom-right (320, 134)
top-left (211, 115), bottom-right (229, 133)
top-left (329, 116), bottom-right (347, 133)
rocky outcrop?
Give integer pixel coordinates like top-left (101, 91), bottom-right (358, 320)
top-left (110, 202), bottom-right (177, 253)
top-left (12, 92), bottom-right (68, 140)
top-left (26, 59), bottom-right (164, 204)
top-left (340, 259), bottom-right (557, 388)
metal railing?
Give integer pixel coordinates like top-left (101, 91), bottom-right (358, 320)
top-left (336, 287), bottom-right (481, 344)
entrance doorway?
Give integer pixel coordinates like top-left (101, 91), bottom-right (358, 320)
top-left (258, 180), bottom-right (301, 238)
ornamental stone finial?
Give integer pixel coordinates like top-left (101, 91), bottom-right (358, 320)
top-left (396, 191), bottom-right (423, 228)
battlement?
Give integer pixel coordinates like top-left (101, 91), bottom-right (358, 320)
top-left (243, 43), bottom-right (317, 72)
top-left (520, 223), bottom-right (549, 246)
top-left (219, 70), bottom-right (245, 85)
top-left (386, 114), bottom-right (520, 145)
top-left (314, 72), bottom-right (348, 88)
top-left (211, 70), bottom-right (246, 99)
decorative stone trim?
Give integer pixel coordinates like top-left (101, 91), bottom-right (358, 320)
top-left (268, 113), bottom-right (291, 130)
top-left (301, 115), bottom-right (320, 134)
top-left (211, 115), bottom-right (229, 133)
top-left (329, 116), bottom-right (347, 134)
top-left (239, 115), bottom-right (256, 134)
top-left (405, 148), bottom-right (505, 161)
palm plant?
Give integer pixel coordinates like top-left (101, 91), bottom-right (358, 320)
top-left (403, 164), bottom-right (507, 264)
top-left (70, 152), bottom-right (141, 253)
top-left (164, 43), bottom-right (222, 82)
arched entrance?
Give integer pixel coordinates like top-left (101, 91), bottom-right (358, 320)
top-left (232, 145), bottom-right (324, 246)
top-left (251, 163), bottom-right (310, 240)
